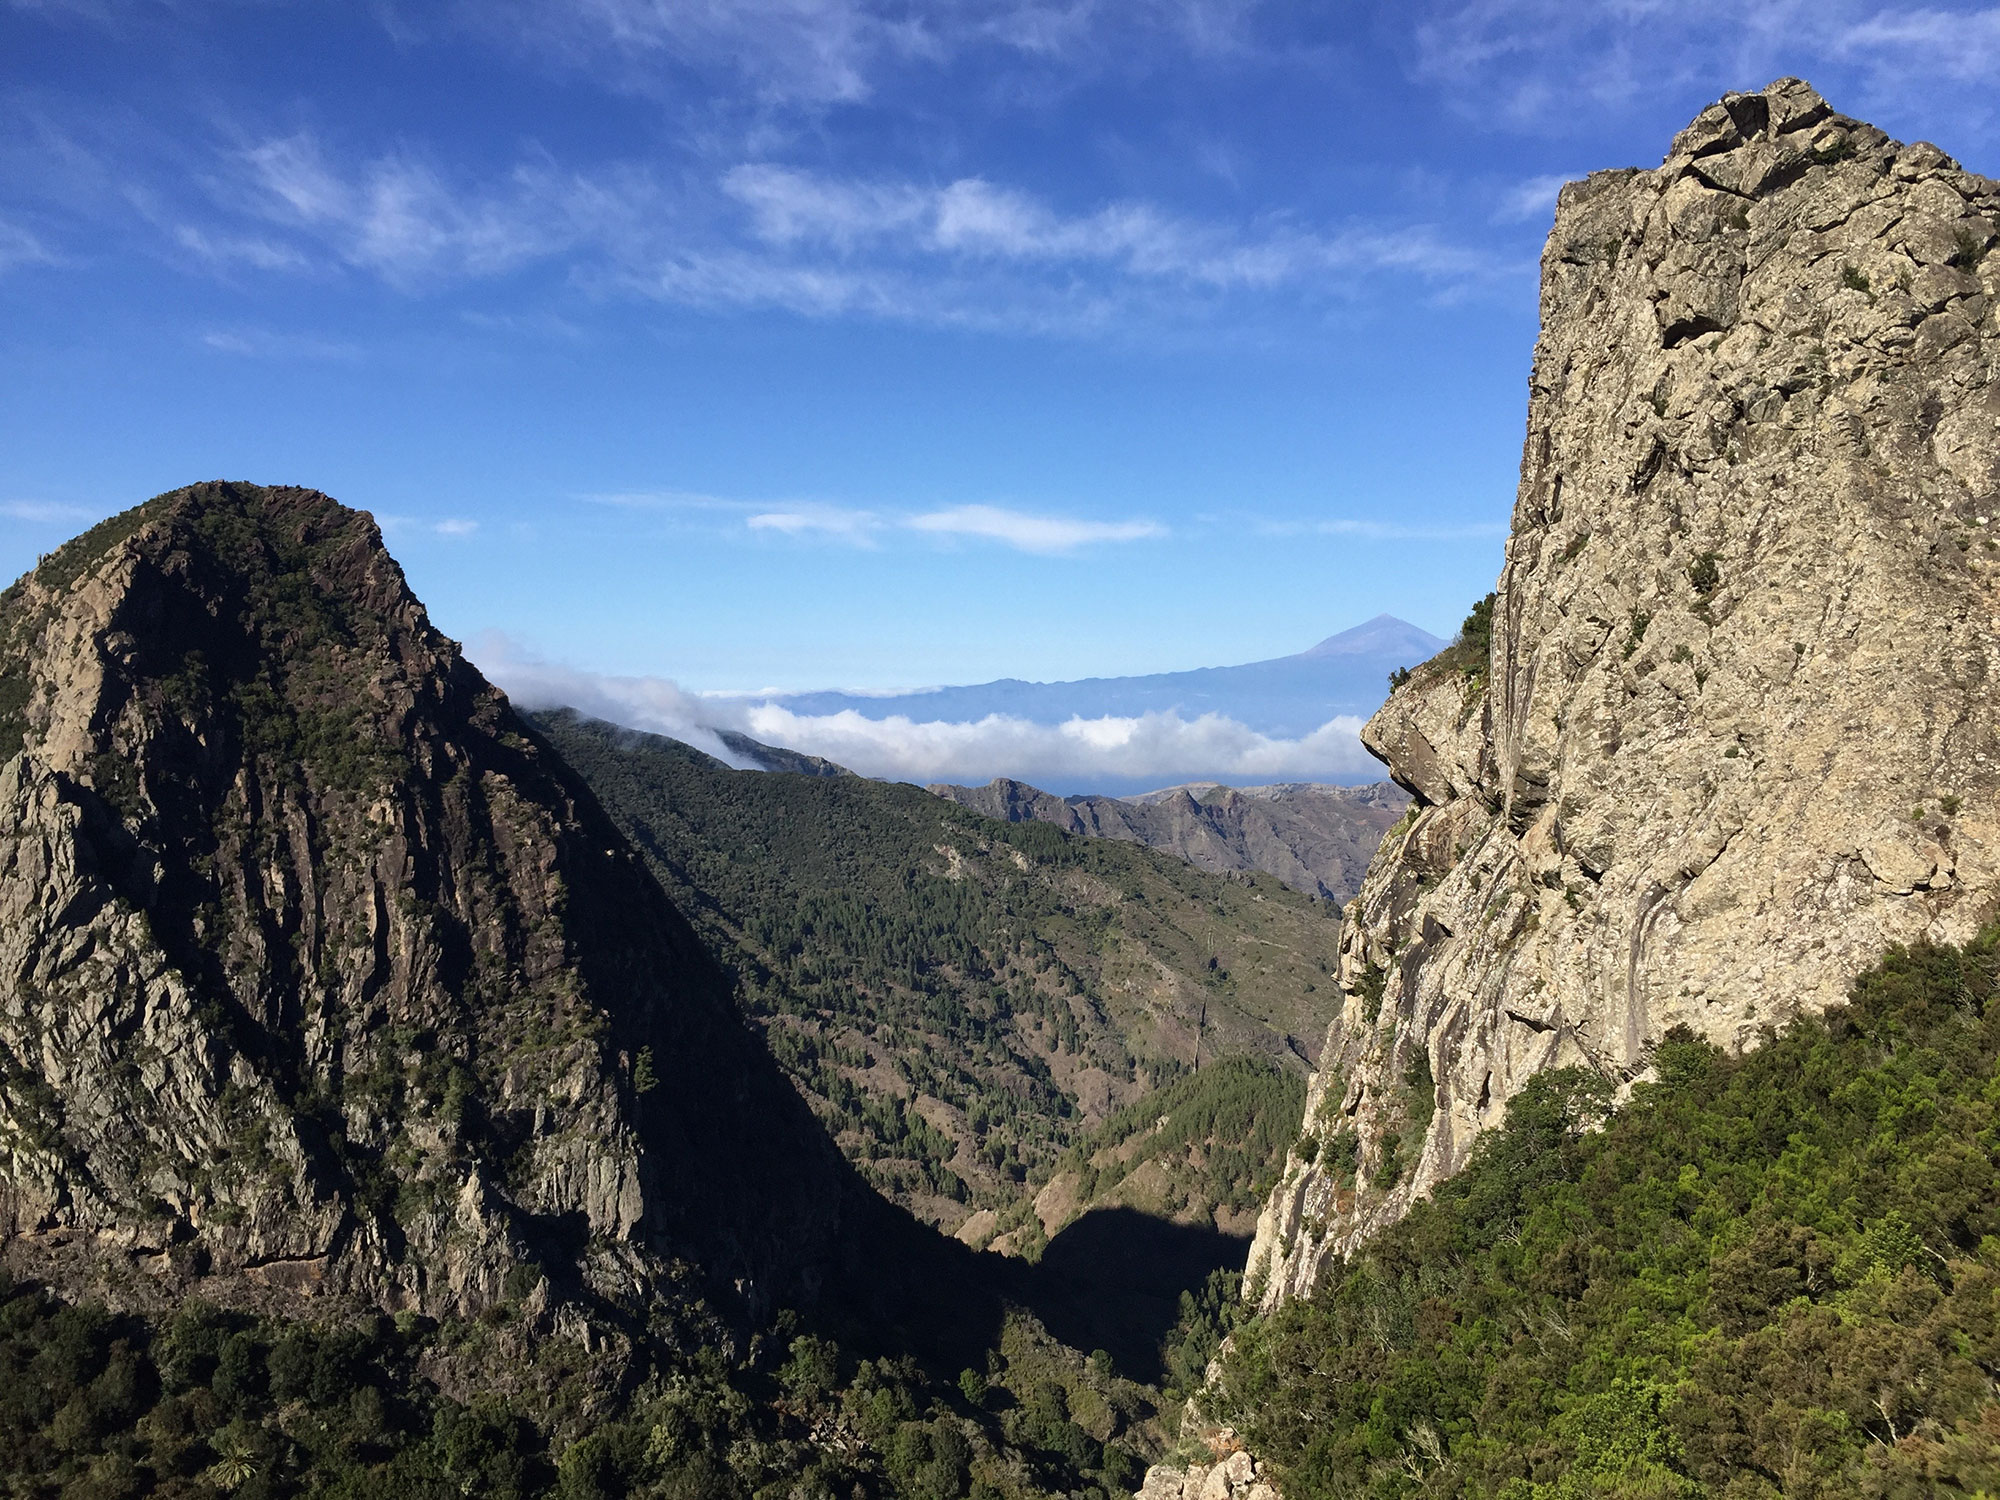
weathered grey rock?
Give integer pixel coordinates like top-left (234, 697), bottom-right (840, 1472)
top-left (1135, 1437), bottom-right (1279, 1500)
top-left (0, 483), bottom-right (853, 1324)
top-left (1249, 78), bottom-right (2000, 1308)
top-left (930, 776), bottom-right (1408, 902)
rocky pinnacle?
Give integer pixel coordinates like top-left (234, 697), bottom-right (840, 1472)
top-left (0, 482), bottom-right (853, 1326)
top-left (1248, 78), bottom-right (2000, 1308)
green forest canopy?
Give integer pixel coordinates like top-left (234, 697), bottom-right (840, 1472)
top-left (1213, 929), bottom-right (2000, 1499)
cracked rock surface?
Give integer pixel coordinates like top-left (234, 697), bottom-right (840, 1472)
top-left (1247, 78), bottom-right (2000, 1310)
top-left (0, 482), bottom-right (851, 1325)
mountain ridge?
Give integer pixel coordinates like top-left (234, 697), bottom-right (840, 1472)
top-left (737, 615), bottom-right (1446, 751)
top-left (0, 481), bottom-right (863, 1331)
top-left (927, 775), bottom-right (1407, 902)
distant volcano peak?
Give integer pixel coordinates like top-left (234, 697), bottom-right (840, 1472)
top-left (1293, 614), bottom-right (1447, 661)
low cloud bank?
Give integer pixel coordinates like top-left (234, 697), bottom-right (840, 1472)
top-left (474, 639), bottom-right (761, 770)
top-left (476, 639), bottom-right (1381, 790)
top-left (734, 703), bottom-right (1375, 787)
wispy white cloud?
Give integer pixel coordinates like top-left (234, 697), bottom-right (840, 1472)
top-left (1833, 6), bottom-right (2000, 81)
top-left (200, 327), bottom-right (362, 361)
top-left (477, 636), bottom-right (1380, 785)
top-left (578, 486), bottom-right (1492, 553)
top-left (0, 499), bottom-right (93, 524)
top-left (379, 514), bottom-right (482, 539)
top-left (457, 307), bottom-right (589, 340)
top-left (1413, 0), bottom-right (2000, 133)
top-left (4, 0), bottom-right (127, 20)
top-left (460, 0), bottom-right (1284, 109)
top-left (173, 223), bottom-right (308, 271)
top-left (738, 498), bottom-right (1165, 552)
top-left (906, 503), bottom-right (1165, 552)
top-left (0, 218), bottom-right (56, 273)
top-left (577, 488), bottom-right (748, 512)
top-left (721, 162), bottom-right (1511, 291)
top-left (158, 125), bottom-right (1516, 328)
top-left (1493, 172), bottom-right (1575, 223)
top-left (616, 248), bottom-right (1129, 333)
top-left (576, 489), bottom-right (1164, 552)
top-left (725, 163), bottom-right (928, 246)
top-left (463, 0), bottom-right (931, 105)
top-left (223, 133), bottom-right (661, 290)
top-left (747, 502), bottom-right (884, 540)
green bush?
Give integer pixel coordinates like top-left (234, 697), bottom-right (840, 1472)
top-left (1213, 929), bottom-right (2000, 1498)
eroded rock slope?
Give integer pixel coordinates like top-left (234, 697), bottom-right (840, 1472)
top-left (1249, 78), bottom-right (2000, 1307)
top-left (0, 482), bottom-right (851, 1325)
top-left (929, 777), bottom-right (1408, 903)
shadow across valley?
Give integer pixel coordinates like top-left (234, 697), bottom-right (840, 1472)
top-left (1007, 1208), bottom-right (1251, 1385)
top-left (818, 1198), bottom-right (1249, 1390)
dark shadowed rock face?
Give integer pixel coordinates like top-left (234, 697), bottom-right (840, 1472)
top-left (928, 777), bottom-right (1408, 902)
top-left (0, 482), bottom-right (850, 1325)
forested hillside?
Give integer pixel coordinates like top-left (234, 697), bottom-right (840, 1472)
top-left (0, 1266), bottom-right (1170, 1500)
top-left (0, 488), bottom-right (1230, 1500)
top-left (928, 777), bottom-right (1405, 902)
top-left (1209, 931), bottom-right (2000, 1499)
top-left (529, 711), bottom-right (1345, 1234)
top-left (1003, 1058), bottom-right (1306, 1256)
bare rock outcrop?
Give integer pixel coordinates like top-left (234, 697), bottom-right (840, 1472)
top-left (0, 482), bottom-right (853, 1324)
top-left (930, 776), bottom-right (1408, 902)
top-left (1135, 1418), bottom-right (1285, 1500)
top-left (1138, 1447), bottom-right (1279, 1500)
top-left (1248, 78), bottom-right (2000, 1308)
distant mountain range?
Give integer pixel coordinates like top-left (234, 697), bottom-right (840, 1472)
top-left (930, 776), bottom-right (1408, 903)
top-left (741, 614), bottom-right (1446, 741)
top-left (488, 614), bottom-right (1450, 794)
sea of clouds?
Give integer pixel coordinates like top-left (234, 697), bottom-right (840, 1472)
top-left (475, 637), bottom-right (1381, 791)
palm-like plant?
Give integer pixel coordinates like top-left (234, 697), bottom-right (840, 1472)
top-left (204, 1430), bottom-right (260, 1491)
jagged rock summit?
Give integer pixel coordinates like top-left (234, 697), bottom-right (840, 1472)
top-left (1248, 78), bottom-right (2000, 1307)
top-left (0, 482), bottom-right (853, 1326)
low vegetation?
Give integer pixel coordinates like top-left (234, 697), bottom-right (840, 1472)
top-left (1212, 930), bottom-right (2000, 1498)
top-left (0, 1278), bottom-right (1159, 1500)
top-left (1390, 594), bottom-right (1494, 693)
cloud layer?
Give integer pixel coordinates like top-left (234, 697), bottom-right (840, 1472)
top-left (477, 636), bottom-right (1382, 788)
top-left (1, 93), bottom-right (1521, 333)
top-left (736, 702), bottom-right (1378, 786)
top-left (195, 140), bottom-right (1515, 328)
top-left (601, 492), bottom-right (1168, 553)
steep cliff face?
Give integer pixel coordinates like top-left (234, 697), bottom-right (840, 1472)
top-left (1249, 78), bottom-right (2000, 1307)
top-left (929, 777), bottom-right (1407, 902)
top-left (0, 482), bottom-right (849, 1324)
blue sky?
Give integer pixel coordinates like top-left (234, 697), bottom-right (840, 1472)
top-left (5, 0), bottom-right (2000, 710)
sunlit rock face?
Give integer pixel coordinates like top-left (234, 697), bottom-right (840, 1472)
top-left (0, 481), bottom-right (851, 1324)
top-left (1248, 78), bottom-right (2000, 1309)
